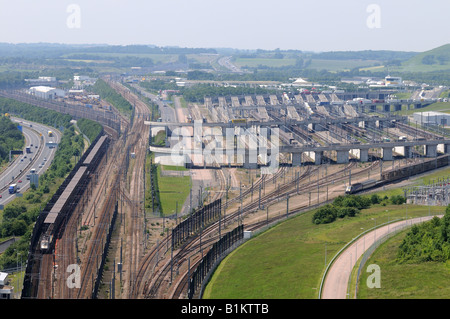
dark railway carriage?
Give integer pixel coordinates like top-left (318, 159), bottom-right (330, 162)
top-left (381, 155), bottom-right (450, 183)
top-left (22, 133), bottom-right (109, 298)
top-left (82, 135), bottom-right (108, 166)
top-left (39, 166), bottom-right (89, 252)
top-left (39, 135), bottom-right (109, 253)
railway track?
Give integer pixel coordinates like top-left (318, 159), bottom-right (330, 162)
top-left (103, 79), bottom-right (153, 299)
top-left (75, 163), bottom-right (119, 299)
top-left (130, 158), bottom-right (290, 299)
top-left (136, 158), bottom-right (382, 299)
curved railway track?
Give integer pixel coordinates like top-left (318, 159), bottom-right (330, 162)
top-left (130, 161), bottom-right (287, 299)
top-left (134, 158), bottom-right (381, 299)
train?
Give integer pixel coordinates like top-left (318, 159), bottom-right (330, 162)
top-left (346, 155), bottom-right (450, 195)
top-left (381, 155), bottom-right (450, 184)
top-left (345, 179), bottom-right (379, 194)
top-left (37, 134), bottom-right (108, 253)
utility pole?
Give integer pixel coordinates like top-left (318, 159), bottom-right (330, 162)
top-left (259, 183), bottom-right (262, 210)
top-left (170, 229), bottom-right (173, 285)
top-left (286, 194), bottom-right (289, 219)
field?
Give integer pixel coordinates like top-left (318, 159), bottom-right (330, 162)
top-left (157, 165), bottom-right (191, 216)
top-left (232, 57), bottom-right (381, 72)
top-left (388, 44), bottom-right (450, 73)
top-left (203, 168), bottom-right (450, 299)
top-left (356, 231), bottom-right (450, 298)
top-left (394, 101), bottom-right (450, 116)
top-left (233, 58), bottom-right (297, 68)
top-left (306, 59), bottom-right (380, 72)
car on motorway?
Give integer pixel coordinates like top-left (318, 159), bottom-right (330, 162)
top-left (18, 180), bottom-right (22, 183)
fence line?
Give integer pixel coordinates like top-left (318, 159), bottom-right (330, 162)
top-left (353, 216), bottom-right (437, 298)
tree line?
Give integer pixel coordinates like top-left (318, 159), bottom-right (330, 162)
top-left (397, 206), bottom-right (450, 263)
top-left (76, 118), bottom-right (103, 143)
top-left (0, 116), bottom-right (24, 164)
top-left (312, 193), bottom-right (406, 225)
top-left (0, 96), bottom-right (72, 128)
top-left (88, 79), bottom-right (133, 115)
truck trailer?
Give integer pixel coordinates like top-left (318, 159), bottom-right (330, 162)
top-left (8, 184), bottom-right (17, 194)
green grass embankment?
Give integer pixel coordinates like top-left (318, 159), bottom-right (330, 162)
top-left (204, 202), bottom-right (444, 299)
top-left (356, 230), bottom-right (450, 299)
top-left (203, 163), bottom-right (450, 299)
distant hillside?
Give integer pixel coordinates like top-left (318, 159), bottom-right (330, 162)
top-left (399, 43), bottom-right (450, 72)
top-left (311, 50), bottom-right (417, 61)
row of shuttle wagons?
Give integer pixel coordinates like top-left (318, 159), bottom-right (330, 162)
top-left (345, 155), bottom-right (450, 195)
top-left (39, 135), bottom-right (108, 252)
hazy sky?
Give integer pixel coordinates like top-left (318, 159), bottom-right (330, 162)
top-left (0, 0), bottom-right (448, 52)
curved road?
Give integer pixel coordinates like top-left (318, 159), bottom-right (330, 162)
top-left (321, 215), bottom-right (441, 299)
top-left (0, 118), bottom-right (60, 206)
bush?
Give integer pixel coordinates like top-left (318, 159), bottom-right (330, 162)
top-left (390, 195), bottom-right (406, 205)
top-left (314, 194), bottom-right (370, 224)
top-left (337, 206), bottom-right (360, 218)
top-left (334, 195), bottom-right (371, 210)
top-left (397, 205), bottom-right (450, 264)
top-left (370, 194), bottom-right (381, 204)
top-left (312, 205), bottom-right (337, 224)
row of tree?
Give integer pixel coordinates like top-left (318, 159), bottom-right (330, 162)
top-left (89, 79), bottom-right (133, 115)
top-left (312, 195), bottom-right (372, 225)
top-left (0, 116), bottom-right (24, 164)
top-left (0, 97), bottom-right (72, 128)
top-left (397, 206), bottom-right (450, 263)
top-left (76, 118), bottom-right (103, 142)
top-left (312, 193), bottom-right (406, 225)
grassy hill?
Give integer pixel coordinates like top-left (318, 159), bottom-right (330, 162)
top-left (397, 44), bottom-right (450, 72)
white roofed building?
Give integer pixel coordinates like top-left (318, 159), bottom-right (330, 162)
top-left (28, 86), bottom-right (66, 99)
top-left (291, 78), bottom-right (313, 87)
top-left (0, 272), bottom-right (13, 299)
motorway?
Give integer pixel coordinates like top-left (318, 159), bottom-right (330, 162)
top-left (130, 83), bottom-right (178, 123)
top-left (217, 56), bottom-right (243, 73)
top-left (131, 83), bottom-right (181, 148)
top-left (0, 118), bottom-right (60, 207)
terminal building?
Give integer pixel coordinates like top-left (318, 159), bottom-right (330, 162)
top-left (28, 86), bottom-right (66, 100)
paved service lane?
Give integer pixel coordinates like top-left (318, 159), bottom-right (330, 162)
top-left (321, 215), bottom-right (441, 299)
